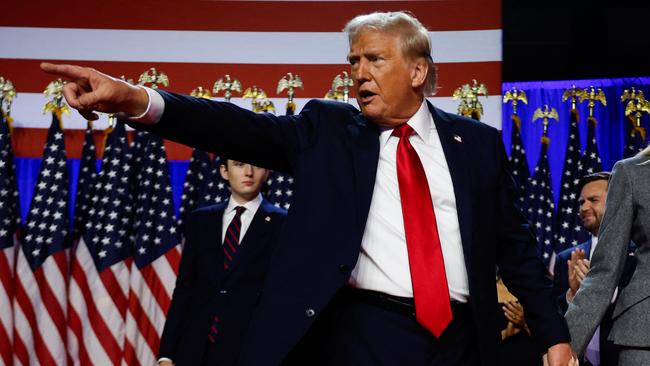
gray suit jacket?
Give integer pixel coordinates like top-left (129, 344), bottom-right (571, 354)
top-left (566, 154), bottom-right (650, 355)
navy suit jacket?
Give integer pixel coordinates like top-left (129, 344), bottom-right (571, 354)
top-left (143, 92), bottom-right (570, 366)
top-left (159, 200), bottom-right (287, 365)
top-left (552, 239), bottom-right (636, 365)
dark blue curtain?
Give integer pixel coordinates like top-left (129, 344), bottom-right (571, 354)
top-left (502, 77), bottom-right (650, 205)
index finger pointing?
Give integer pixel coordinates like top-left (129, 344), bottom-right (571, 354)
top-left (40, 62), bottom-right (89, 82)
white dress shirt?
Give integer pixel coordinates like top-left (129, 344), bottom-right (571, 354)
top-left (221, 194), bottom-right (263, 244)
top-left (589, 235), bottom-right (598, 259)
top-left (349, 101), bottom-right (469, 302)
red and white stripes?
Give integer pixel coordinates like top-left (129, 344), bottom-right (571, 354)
top-left (12, 250), bottom-right (68, 366)
top-left (67, 239), bottom-right (131, 366)
top-left (0, 240), bottom-right (15, 366)
top-left (124, 247), bottom-right (180, 366)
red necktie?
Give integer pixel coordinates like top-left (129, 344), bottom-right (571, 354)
top-left (392, 123), bottom-right (452, 337)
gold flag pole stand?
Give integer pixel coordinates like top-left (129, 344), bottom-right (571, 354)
top-left (503, 87), bottom-right (528, 130)
top-left (453, 79), bottom-right (488, 121)
top-left (533, 105), bottom-right (559, 145)
top-left (213, 75), bottom-right (242, 103)
top-left (278, 73), bottom-right (303, 115)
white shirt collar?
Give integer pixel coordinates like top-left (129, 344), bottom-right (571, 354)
top-left (226, 193), bottom-right (263, 214)
top-left (591, 234), bottom-right (598, 248)
top-left (589, 235), bottom-right (599, 259)
top-left (379, 100), bottom-right (433, 148)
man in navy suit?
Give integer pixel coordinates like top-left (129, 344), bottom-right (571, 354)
top-left (42, 11), bottom-right (574, 366)
top-left (553, 172), bottom-right (636, 365)
top-left (158, 159), bottom-right (287, 366)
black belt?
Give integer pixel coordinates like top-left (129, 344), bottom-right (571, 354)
top-left (341, 287), bottom-right (467, 318)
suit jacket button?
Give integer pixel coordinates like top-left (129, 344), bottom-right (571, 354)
top-left (220, 290), bottom-right (228, 294)
top-left (305, 308), bottom-right (316, 317)
top-left (339, 264), bottom-right (349, 273)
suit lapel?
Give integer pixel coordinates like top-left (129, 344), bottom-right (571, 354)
top-left (206, 206), bottom-right (225, 287)
top-left (428, 101), bottom-right (474, 273)
top-left (221, 200), bottom-right (275, 281)
top-left (584, 239), bottom-right (593, 260)
top-left (348, 113), bottom-right (380, 231)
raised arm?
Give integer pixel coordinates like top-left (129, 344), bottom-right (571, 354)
top-left (40, 62), bottom-right (150, 121)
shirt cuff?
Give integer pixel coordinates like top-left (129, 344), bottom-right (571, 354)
top-left (117, 86), bottom-right (165, 124)
top-left (157, 357), bottom-right (173, 365)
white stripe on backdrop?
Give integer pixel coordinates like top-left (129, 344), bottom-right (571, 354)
top-left (0, 27), bottom-right (501, 64)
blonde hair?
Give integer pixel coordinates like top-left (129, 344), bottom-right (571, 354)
top-left (343, 11), bottom-right (437, 96)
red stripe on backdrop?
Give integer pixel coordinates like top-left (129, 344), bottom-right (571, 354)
top-left (126, 288), bottom-right (161, 361)
top-left (13, 329), bottom-right (30, 366)
top-left (3, 1), bottom-right (501, 32)
top-left (32, 258), bottom-right (68, 344)
top-left (165, 248), bottom-right (181, 277)
top-left (13, 272), bottom-right (58, 366)
top-left (12, 128), bottom-right (193, 159)
top-left (0, 321), bottom-right (11, 366)
top-left (140, 265), bottom-right (172, 315)
top-left (122, 339), bottom-right (138, 366)
top-left (0, 59), bottom-right (501, 98)
top-left (0, 253), bottom-right (13, 366)
top-left (70, 258), bottom-right (123, 366)
top-left (66, 306), bottom-right (94, 366)
top-left (0, 252), bottom-right (12, 303)
top-left (99, 268), bottom-right (130, 321)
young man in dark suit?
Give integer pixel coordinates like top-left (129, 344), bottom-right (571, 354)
top-left (553, 172), bottom-right (636, 365)
top-left (158, 159), bottom-right (287, 366)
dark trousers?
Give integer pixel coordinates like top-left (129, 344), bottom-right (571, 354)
top-left (284, 287), bottom-right (480, 366)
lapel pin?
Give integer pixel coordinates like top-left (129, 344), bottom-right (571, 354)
top-left (265, 216), bottom-right (271, 222)
top-left (453, 134), bottom-right (462, 143)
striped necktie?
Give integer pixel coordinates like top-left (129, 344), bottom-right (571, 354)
top-left (208, 205), bottom-right (246, 343)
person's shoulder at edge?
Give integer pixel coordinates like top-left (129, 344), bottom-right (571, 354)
top-left (620, 153), bottom-right (650, 167)
top-left (190, 202), bottom-right (228, 216)
top-left (260, 199), bottom-right (288, 217)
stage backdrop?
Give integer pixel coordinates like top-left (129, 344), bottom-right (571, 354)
top-left (502, 77), bottom-right (650, 204)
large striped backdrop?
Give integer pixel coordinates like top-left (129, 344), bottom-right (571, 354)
top-left (2, 0), bottom-right (502, 160)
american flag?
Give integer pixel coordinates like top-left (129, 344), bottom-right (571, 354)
top-left (623, 115), bottom-right (647, 158)
top-left (265, 172), bottom-right (294, 210)
top-left (177, 149), bottom-right (229, 234)
top-left (507, 114), bottom-right (530, 210)
top-left (554, 109), bottom-right (585, 253)
top-left (67, 121), bottom-right (133, 366)
top-left (66, 119), bottom-right (97, 364)
top-left (524, 142), bottom-right (556, 267)
top-left (581, 116), bottom-right (603, 175)
top-left (0, 109), bottom-right (20, 366)
top-left (12, 112), bottom-right (70, 365)
top-left (124, 131), bottom-right (181, 366)
top-left (73, 121), bottom-right (98, 240)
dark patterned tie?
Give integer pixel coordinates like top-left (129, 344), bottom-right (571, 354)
top-left (393, 123), bottom-right (452, 337)
top-left (208, 206), bottom-right (246, 343)
top-left (223, 206), bottom-right (246, 270)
